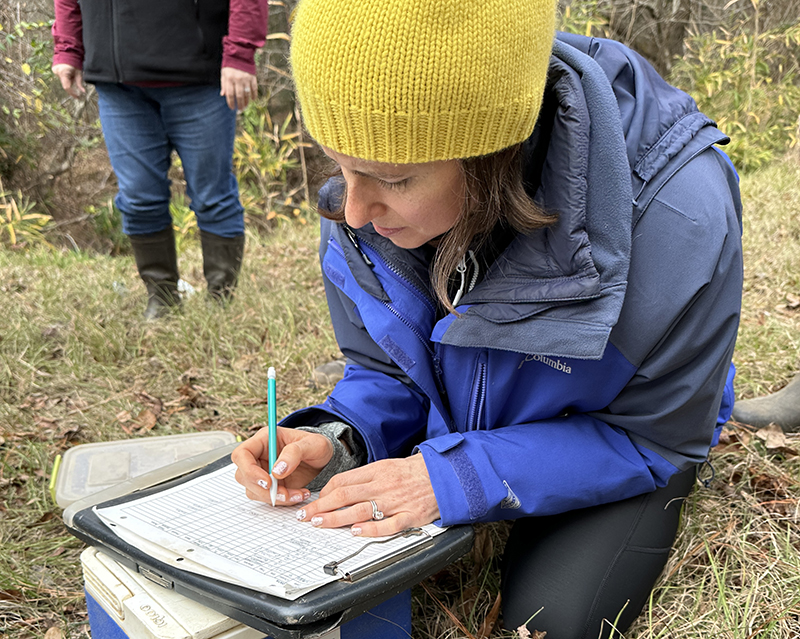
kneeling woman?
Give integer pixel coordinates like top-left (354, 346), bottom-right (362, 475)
top-left (233, 1), bottom-right (743, 637)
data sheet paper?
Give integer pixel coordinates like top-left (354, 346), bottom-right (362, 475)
top-left (95, 463), bottom-right (444, 600)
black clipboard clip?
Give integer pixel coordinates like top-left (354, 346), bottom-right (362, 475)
top-left (323, 528), bottom-right (432, 581)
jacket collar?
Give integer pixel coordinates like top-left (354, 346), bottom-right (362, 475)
top-left (329, 34), bottom-right (712, 359)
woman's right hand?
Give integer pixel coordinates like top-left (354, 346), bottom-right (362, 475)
top-left (232, 426), bottom-right (334, 505)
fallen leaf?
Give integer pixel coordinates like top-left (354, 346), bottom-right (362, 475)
top-left (134, 407), bottom-right (158, 433)
top-left (755, 424), bottom-right (788, 450)
top-left (58, 425), bottom-right (82, 442)
top-left (0, 589), bottom-right (23, 601)
top-left (748, 468), bottom-right (792, 516)
top-left (35, 417), bottom-right (59, 430)
top-left (477, 593), bottom-right (502, 638)
top-left (471, 526), bottom-right (494, 572)
top-left (44, 625), bottom-right (63, 639)
top-left (116, 410), bottom-right (132, 423)
top-left (135, 392), bottom-right (163, 416)
top-left (19, 394), bottom-right (48, 410)
top-left (178, 382), bottom-right (208, 408)
top-left (28, 512), bottom-right (57, 527)
top-left (517, 625), bottom-right (531, 638)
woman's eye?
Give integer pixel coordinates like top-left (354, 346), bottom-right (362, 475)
top-left (377, 178), bottom-right (409, 190)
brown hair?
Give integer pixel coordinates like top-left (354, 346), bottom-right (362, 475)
top-left (318, 144), bottom-right (553, 315)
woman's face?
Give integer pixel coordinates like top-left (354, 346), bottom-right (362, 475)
top-left (322, 146), bottom-right (465, 249)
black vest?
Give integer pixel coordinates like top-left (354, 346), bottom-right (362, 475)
top-left (80, 0), bottom-right (229, 85)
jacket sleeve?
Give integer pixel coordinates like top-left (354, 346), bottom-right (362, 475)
top-left (221, 0), bottom-right (268, 74)
top-left (419, 147), bottom-right (743, 525)
top-left (279, 214), bottom-right (432, 461)
top-left (51, 0), bottom-right (84, 68)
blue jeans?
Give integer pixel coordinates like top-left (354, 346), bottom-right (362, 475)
top-left (95, 83), bottom-right (244, 238)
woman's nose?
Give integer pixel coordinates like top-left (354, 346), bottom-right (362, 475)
top-left (344, 180), bottom-right (382, 229)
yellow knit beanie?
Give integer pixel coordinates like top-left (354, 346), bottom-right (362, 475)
top-left (290, 0), bottom-right (556, 164)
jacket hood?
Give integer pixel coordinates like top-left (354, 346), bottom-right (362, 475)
top-left (325, 33), bottom-right (720, 359)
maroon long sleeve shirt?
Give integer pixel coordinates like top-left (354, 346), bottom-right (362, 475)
top-left (52, 0), bottom-right (268, 76)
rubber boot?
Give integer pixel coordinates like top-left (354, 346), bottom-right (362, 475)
top-left (731, 372), bottom-right (800, 432)
top-left (128, 227), bottom-right (181, 320)
top-left (200, 230), bottom-right (245, 302)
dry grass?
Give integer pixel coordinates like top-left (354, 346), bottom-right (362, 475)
top-left (734, 157), bottom-right (800, 397)
top-left (1, 157), bottom-right (800, 638)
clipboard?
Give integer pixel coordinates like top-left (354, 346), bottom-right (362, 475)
top-left (64, 449), bottom-right (474, 639)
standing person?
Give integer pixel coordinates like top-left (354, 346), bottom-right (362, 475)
top-left (51, 0), bottom-right (268, 318)
top-left (232, 1), bottom-right (744, 637)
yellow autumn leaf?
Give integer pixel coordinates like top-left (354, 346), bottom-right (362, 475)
top-left (21, 63), bottom-right (31, 75)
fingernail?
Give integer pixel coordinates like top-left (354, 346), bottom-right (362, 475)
top-left (290, 493), bottom-right (304, 503)
top-left (257, 479), bottom-right (269, 490)
top-left (296, 509), bottom-right (306, 521)
top-left (302, 490), bottom-right (311, 500)
top-left (273, 461), bottom-right (288, 476)
top-left (351, 527), bottom-right (362, 536)
top-left (311, 516), bottom-right (323, 527)
top-left (276, 493), bottom-right (286, 502)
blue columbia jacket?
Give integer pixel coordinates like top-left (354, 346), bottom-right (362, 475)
top-left (282, 33), bottom-right (744, 526)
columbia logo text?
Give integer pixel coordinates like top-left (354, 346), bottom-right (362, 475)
top-left (518, 353), bottom-right (572, 374)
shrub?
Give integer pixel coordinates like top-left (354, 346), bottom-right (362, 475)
top-left (669, 20), bottom-right (800, 172)
top-left (233, 102), bottom-right (314, 229)
top-left (559, 0), bottom-right (611, 39)
top-left (87, 199), bottom-right (128, 255)
top-left (0, 178), bottom-right (52, 248)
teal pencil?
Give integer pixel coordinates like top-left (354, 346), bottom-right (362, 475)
top-left (267, 366), bottom-right (278, 506)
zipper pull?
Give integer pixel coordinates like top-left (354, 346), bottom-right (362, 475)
top-left (344, 225), bottom-right (373, 266)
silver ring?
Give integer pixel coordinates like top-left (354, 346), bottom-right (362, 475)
top-left (370, 500), bottom-right (384, 521)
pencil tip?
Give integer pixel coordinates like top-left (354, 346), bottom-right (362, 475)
top-left (269, 473), bottom-right (278, 507)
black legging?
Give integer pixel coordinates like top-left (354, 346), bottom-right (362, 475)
top-left (501, 467), bottom-right (697, 639)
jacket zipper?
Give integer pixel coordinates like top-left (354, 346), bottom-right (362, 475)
top-left (329, 237), bottom-right (435, 355)
top-left (109, 0), bottom-right (122, 81)
top-left (467, 361), bottom-right (487, 431)
top-left (357, 233), bottom-right (435, 316)
top-left (194, 0), bottom-right (210, 57)
top-left (330, 234), bottom-right (449, 403)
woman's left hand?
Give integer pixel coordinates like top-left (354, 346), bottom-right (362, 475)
top-left (295, 454), bottom-right (440, 537)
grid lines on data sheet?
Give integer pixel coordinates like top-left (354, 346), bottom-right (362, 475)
top-left (109, 464), bottom-right (426, 593)
top-left (117, 466), bottom-right (331, 586)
